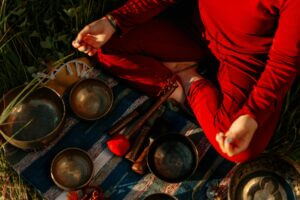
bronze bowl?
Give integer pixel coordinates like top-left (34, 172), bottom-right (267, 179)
top-left (147, 133), bottom-right (199, 183)
top-left (0, 86), bottom-right (66, 150)
top-left (69, 78), bottom-right (113, 120)
top-left (51, 148), bottom-right (94, 191)
top-left (144, 193), bottom-right (178, 200)
top-left (228, 156), bottom-right (300, 200)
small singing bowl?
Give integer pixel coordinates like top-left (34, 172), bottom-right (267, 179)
top-left (51, 148), bottom-right (94, 191)
top-left (69, 78), bottom-right (113, 120)
top-left (147, 134), bottom-right (199, 183)
top-left (144, 193), bottom-right (178, 200)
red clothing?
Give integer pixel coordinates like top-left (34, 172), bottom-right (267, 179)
top-left (98, 0), bottom-right (299, 162)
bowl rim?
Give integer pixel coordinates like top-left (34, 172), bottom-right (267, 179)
top-left (227, 155), bottom-right (300, 200)
top-left (50, 147), bottom-right (94, 191)
top-left (69, 78), bottom-right (114, 121)
top-left (0, 85), bottom-right (66, 144)
top-left (147, 133), bottom-right (199, 183)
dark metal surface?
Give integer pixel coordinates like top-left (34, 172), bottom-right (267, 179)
top-left (144, 193), bottom-right (177, 200)
top-left (69, 78), bottom-right (113, 120)
top-left (147, 133), bottom-right (198, 183)
top-left (228, 156), bottom-right (300, 200)
top-left (0, 86), bottom-right (66, 150)
top-left (51, 148), bottom-right (94, 191)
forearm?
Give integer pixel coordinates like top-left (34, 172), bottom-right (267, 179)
top-left (237, 54), bottom-right (298, 126)
top-left (109, 0), bottom-right (177, 34)
top-left (237, 0), bottom-right (300, 127)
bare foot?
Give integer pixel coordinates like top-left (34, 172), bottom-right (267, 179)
top-left (163, 61), bottom-right (203, 94)
top-left (163, 61), bottom-right (203, 111)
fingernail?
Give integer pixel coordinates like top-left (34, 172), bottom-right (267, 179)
top-left (225, 137), bottom-right (233, 144)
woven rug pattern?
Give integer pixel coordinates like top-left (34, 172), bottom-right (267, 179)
top-left (4, 69), bottom-right (234, 200)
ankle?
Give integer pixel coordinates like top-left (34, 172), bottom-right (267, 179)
top-left (177, 68), bottom-right (203, 94)
top-left (168, 81), bottom-right (186, 105)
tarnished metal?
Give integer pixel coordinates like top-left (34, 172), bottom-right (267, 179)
top-left (147, 133), bottom-right (199, 183)
top-left (69, 78), bottom-right (113, 120)
top-left (51, 148), bottom-right (94, 191)
top-left (144, 193), bottom-right (178, 200)
top-left (0, 86), bottom-right (66, 150)
top-left (228, 156), bottom-right (300, 200)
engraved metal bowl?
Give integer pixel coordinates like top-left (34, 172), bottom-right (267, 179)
top-left (228, 156), bottom-right (300, 200)
top-left (51, 148), bottom-right (94, 191)
top-left (147, 133), bottom-right (199, 183)
top-left (0, 86), bottom-right (66, 150)
top-left (144, 193), bottom-right (178, 200)
top-left (69, 78), bottom-right (113, 120)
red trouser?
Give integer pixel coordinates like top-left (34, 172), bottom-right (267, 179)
top-left (97, 17), bottom-right (282, 163)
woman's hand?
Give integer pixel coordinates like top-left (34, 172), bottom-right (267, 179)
top-left (72, 17), bottom-right (116, 56)
top-left (216, 114), bottom-right (258, 157)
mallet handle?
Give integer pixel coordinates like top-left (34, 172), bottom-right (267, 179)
top-left (126, 84), bottom-right (177, 139)
top-left (107, 110), bottom-right (139, 136)
top-left (125, 125), bottom-right (151, 162)
top-left (131, 145), bottom-right (151, 175)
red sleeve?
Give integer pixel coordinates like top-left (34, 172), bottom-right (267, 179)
top-left (109, 0), bottom-right (177, 34)
top-left (237, 0), bottom-right (300, 126)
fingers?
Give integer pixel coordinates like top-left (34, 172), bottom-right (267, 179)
top-left (88, 49), bottom-right (98, 56)
top-left (216, 132), bottom-right (238, 157)
top-left (216, 132), bottom-right (226, 153)
top-left (72, 42), bottom-right (97, 56)
top-left (224, 137), bottom-right (235, 156)
top-left (73, 25), bottom-right (91, 47)
top-left (83, 34), bottom-right (102, 49)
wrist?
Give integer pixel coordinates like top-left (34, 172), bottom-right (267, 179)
top-left (104, 14), bottom-right (119, 35)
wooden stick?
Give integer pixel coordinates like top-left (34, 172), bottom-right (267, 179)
top-left (125, 125), bottom-right (151, 162)
top-left (107, 110), bottom-right (139, 136)
top-left (131, 144), bottom-right (151, 175)
top-left (126, 83), bottom-right (177, 140)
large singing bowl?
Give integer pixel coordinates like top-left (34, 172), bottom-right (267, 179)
top-left (147, 133), bottom-right (199, 183)
top-left (228, 156), bottom-right (300, 200)
top-left (0, 85), bottom-right (66, 150)
top-left (69, 78), bottom-right (113, 120)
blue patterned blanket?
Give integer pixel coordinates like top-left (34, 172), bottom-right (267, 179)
top-left (4, 69), bottom-right (234, 200)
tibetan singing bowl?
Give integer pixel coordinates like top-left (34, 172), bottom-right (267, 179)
top-left (144, 193), bottom-right (178, 200)
top-left (51, 148), bottom-right (94, 191)
top-left (228, 156), bottom-right (300, 200)
top-left (147, 134), bottom-right (199, 183)
top-left (69, 78), bottom-right (113, 120)
top-left (0, 86), bottom-right (65, 150)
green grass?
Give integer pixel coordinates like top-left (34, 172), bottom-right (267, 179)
top-left (0, 149), bottom-right (43, 200)
top-left (0, 0), bottom-right (299, 199)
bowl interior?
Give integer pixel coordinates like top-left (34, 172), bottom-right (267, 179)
top-left (235, 171), bottom-right (294, 200)
top-left (70, 79), bottom-right (113, 120)
top-left (51, 148), bottom-right (93, 190)
top-left (1, 87), bottom-right (64, 141)
top-left (228, 156), bottom-right (300, 200)
top-left (148, 134), bottom-right (198, 183)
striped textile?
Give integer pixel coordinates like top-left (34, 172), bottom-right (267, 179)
top-left (4, 69), bottom-right (234, 200)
